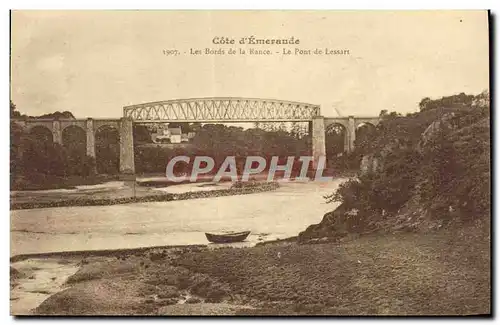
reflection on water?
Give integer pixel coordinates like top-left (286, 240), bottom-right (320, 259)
top-left (11, 179), bottom-right (346, 256)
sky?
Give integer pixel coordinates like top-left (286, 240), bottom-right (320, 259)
top-left (10, 10), bottom-right (489, 119)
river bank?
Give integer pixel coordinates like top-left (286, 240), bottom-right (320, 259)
top-left (11, 177), bottom-right (488, 315)
top-left (11, 226), bottom-right (490, 316)
top-left (11, 179), bottom-right (346, 256)
top-left (10, 170), bottom-right (357, 210)
top-left (10, 174), bottom-right (120, 191)
top-left (10, 181), bottom-right (279, 210)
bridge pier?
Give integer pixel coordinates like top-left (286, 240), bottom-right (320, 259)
top-left (347, 116), bottom-right (355, 153)
top-left (52, 120), bottom-right (63, 145)
top-left (15, 99), bottom-right (382, 178)
top-left (85, 119), bottom-right (96, 159)
top-left (85, 119), bottom-right (97, 174)
top-left (119, 117), bottom-right (135, 174)
top-left (311, 116), bottom-right (326, 169)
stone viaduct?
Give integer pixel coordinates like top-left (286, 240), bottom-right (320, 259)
top-left (12, 97), bottom-right (381, 174)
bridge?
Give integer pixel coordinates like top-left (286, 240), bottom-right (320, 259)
top-left (123, 97), bottom-right (321, 122)
top-left (13, 97), bottom-right (381, 174)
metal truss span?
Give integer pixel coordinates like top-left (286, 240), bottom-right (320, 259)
top-left (123, 97), bottom-right (321, 122)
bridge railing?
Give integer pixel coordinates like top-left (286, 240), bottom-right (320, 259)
top-left (123, 97), bottom-right (321, 122)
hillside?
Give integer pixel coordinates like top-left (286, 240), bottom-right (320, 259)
top-left (299, 91), bottom-right (490, 242)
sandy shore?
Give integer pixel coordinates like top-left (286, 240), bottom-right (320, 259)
top-left (10, 258), bottom-right (80, 315)
top-left (10, 228), bottom-right (490, 316)
top-left (10, 180), bottom-right (277, 210)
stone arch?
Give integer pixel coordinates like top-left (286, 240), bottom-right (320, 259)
top-left (325, 122), bottom-right (347, 135)
top-left (354, 122), bottom-right (377, 153)
top-left (324, 123), bottom-right (348, 166)
top-left (95, 125), bottom-right (120, 174)
top-left (354, 119), bottom-right (380, 129)
top-left (29, 125), bottom-right (53, 144)
top-left (355, 121), bottom-right (377, 137)
top-left (62, 125), bottom-right (87, 154)
top-left (324, 119), bottom-right (349, 130)
top-left (95, 124), bottom-right (119, 136)
top-left (356, 121), bottom-right (376, 129)
top-left (60, 120), bottom-right (87, 133)
top-left (94, 120), bottom-right (120, 135)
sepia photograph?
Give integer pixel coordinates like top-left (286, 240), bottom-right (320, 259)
top-left (9, 10), bottom-right (491, 316)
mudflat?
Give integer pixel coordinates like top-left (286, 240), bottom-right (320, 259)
top-left (12, 227), bottom-right (489, 316)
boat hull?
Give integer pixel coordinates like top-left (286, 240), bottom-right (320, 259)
top-left (205, 231), bottom-right (251, 243)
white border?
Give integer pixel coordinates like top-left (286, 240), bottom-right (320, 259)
top-left (2, 0), bottom-right (500, 9)
top-left (2, 1), bottom-right (497, 324)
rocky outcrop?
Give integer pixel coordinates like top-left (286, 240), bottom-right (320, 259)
top-left (300, 98), bottom-right (490, 244)
top-left (359, 141), bottom-right (401, 176)
top-left (417, 112), bottom-right (456, 152)
top-left (359, 155), bottom-right (381, 175)
top-left (298, 204), bottom-right (374, 243)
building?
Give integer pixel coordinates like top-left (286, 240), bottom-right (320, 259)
top-left (168, 127), bottom-right (182, 143)
top-left (151, 125), bottom-right (195, 144)
top-left (181, 132), bottom-right (196, 143)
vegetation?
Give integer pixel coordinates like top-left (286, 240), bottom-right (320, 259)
top-left (33, 228), bottom-right (490, 315)
top-left (10, 101), bottom-right (371, 189)
top-left (322, 90), bottom-right (490, 234)
top-left (134, 120), bottom-right (375, 175)
top-left (134, 123), bottom-right (314, 175)
top-left (10, 123), bottom-right (97, 190)
top-left (10, 100), bottom-right (75, 119)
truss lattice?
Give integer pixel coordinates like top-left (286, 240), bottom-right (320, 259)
top-left (123, 97), bottom-right (320, 122)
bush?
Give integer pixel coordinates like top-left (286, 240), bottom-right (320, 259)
top-left (324, 91), bottom-right (490, 230)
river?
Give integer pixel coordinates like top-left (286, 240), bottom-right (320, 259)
top-left (10, 179), bottom-right (346, 256)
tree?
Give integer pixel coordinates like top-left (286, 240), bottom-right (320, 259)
top-left (168, 122), bottom-right (186, 131)
top-left (10, 100), bottom-right (25, 118)
top-left (419, 93), bottom-right (475, 112)
top-left (133, 124), bottom-right (152, 144)
top-left (37, 111), bottom-right (75, 119)
top-left (258, 122), bottom-right (279, 132)
top-left (418, 97), bottom-right (432, 111)
top-left (290, 122), bottom-right (308, 139)
top-left (326, 90), bottom-right (490, 231)
top-left (189, 122), bottom-right (202, 133)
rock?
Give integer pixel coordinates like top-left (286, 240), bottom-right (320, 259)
top-left (359, 143), bottom-right (396, 176)
top-left (298, 205), bottom-right (350, 243)
top-left (360, 155), bottom-right (377, 175)
top-left (10, 267), bottom-right (23, 280)
top-left (418, 112), bottom-right (456, 152)
top-left (158, 286), bottom-right (180, 299)
top-left (159, 298), bottom-right (178, 306)
top-left (185, 297), bottom-right (202, 304)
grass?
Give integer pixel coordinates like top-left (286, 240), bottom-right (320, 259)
top-left (173, 227), bottom-right (490, 315)
top-left (32, 226), bottom-right (490, 316)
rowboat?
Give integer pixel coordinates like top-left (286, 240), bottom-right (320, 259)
top-left (205, 231), bottom-right (251, 243)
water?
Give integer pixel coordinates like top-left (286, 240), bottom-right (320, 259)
top-left (10, 259), bottom-right (80, 315)
top-left (10, 179), bottom-right (346, 256)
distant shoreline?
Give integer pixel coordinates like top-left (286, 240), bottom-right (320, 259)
top-left (10, 236), bottom-right (299, 263)
top-left (10, 182), bottom-right (279, 210)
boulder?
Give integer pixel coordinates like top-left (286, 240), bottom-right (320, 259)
top-left (298, 204), bottom-right (350, 243)
top-left (417, 112), bottom-right (456, 152)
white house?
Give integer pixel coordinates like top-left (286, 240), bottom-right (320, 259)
top-left (151, 125), bottom-right (192, 144)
